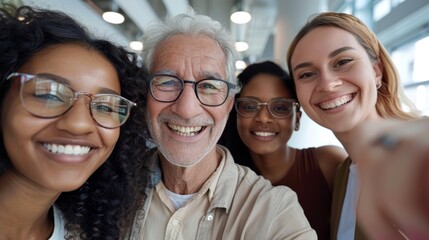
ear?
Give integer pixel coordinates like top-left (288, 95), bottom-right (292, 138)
top-left (294, 110), bottom-right (302, 131)
top-left (373, 60), bottom-right (383, 84)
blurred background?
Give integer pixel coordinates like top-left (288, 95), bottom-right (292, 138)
top-left (10, 0), bottom-right (429, 148)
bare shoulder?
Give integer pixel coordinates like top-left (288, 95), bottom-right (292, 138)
top-left (316, 145), bottom-right (348, 165)
top-left (315, 145), bottom-right (348, 189)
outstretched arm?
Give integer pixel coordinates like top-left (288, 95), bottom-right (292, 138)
top-left (350, 119), bottom-right (429, 239)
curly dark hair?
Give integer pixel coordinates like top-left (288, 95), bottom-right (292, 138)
top-left (0, 4), bottom-right (150, 239)
top-left (218, 61), bottom-right (297, 171)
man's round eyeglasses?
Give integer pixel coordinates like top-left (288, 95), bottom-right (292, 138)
top-left (6, 72), bottom-right (136, 129)
top-left (149, 74), bottom-right (237, 107)
top-left (235, 97), bottom-right (299, 119)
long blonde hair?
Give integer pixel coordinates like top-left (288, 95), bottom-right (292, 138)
top-left (287, 12), bottom-right (420, 120)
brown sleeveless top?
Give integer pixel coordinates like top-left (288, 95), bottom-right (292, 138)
top-left (273, 148), bottom-right (331, 240)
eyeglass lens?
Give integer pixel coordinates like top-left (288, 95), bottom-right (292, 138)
top-left (19, 75), bottom-right (132, 128)
top-left (150, 75), bottom-right (231, 106)
top-left (235, 98), bottom-right (296, 118)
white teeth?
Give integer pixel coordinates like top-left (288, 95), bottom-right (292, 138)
top-left (254, 132), bottom-right (276, 137)
top-left (319, 95), bottom-right (353, 110)
top-left (168, 123), bottom-right (202, 137)
top-left (44, 143), bottom-right (91, 155)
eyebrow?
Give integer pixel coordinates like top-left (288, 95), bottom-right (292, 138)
top-left (153, 70), bottom-right (224, 80)
top-left (329, 46), bottom-right (355, 58)
top-left (154, 69), bottom-right (176, 76)
top-left (292, 46), bottom-right (355, 72)
top-left (98, 87), bottom-right (120, 95)
top-left (200, 71), bottom-right (223, 80)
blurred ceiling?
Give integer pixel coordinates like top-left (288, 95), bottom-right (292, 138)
top-left (90, 0), bottom-right (277, 61)
top-left (26, 0), bottom-right (278, 62)
top-left (18, 0), bottom-right (429, 64)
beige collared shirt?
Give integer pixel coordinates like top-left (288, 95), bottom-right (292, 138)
top-left (128, 145), bottom-right (316, 240)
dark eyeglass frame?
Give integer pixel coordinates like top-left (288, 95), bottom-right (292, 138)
top-left (234, 97), bottom-right (299, 119)
top-left (149, 74), bottom-right (237, 107)
top-left (6, 72), bottom-right (137, 129)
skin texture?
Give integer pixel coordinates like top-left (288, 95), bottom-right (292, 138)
top-left (146, 34), bottom-right (234, 194)
top-left (290, 26), bottom-right (383, 143)
top-left (0, 44), bottom-right (120, 239)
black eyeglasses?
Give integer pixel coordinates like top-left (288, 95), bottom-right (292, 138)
top-left (6, 72), bottom-right (136, 129)
top-left (235, 97), bottom-right (299, 118)
top-left (149, 74), bottom-right (237, 107)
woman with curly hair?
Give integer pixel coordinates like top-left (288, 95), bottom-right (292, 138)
top-left (0, 4), bottom-right (150, 239)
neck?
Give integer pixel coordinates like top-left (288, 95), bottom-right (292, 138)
top-left (334, 115), bottom-right (384, 160)
top-left (160, 147), bottom-right (221, 195)
top-left (0, 171), bottom-right (59, 239)
top-left (251, 145), bottom-right (296, 183)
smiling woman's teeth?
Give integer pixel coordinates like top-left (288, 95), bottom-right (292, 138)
top-left (319, 95), bottom-right (352, 110)
top-left (254, 132), bottom-right (275, 137)
top-left (168, 124), bottom-right (202, 137)
top-left (44, 143), bottom-right (90, 155)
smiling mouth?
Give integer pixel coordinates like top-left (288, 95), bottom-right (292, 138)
top-left (318, 94), bottom-right (354, 110)
top-left (43, 143), bottom-right (91, 155)
top-left (168, 123), bottom-right (205, 137)
top-left (253, 131), bottom-right (276, 137)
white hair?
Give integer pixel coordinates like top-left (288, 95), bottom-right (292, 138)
top-left (141, 10), bottom-right (238, 85)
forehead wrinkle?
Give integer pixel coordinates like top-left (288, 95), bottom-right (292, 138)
top-left (154, 34), bottom-right (226, 80)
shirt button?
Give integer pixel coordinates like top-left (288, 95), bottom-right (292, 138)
top-left (206, 214), bottom-right (214, 221)
top-left (172, 219), bottom-right (179, 225)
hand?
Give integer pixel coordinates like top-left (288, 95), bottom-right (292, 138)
top-left (350, 119), bottom-right (429, 240)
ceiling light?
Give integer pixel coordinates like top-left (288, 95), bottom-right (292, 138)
top-left (230, 11), bottom-right (251, 24)
top-left (129, 41), bottom-right (143, 51)
top-left (102, 11), bottom-right (125, 24)
top-left (235, 60), bottom-right (247, 70)
top-left (235, 41), bottom-right (249, 52)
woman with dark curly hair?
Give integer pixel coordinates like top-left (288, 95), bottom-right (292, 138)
top-left (0, 4), bottom-right (150, 239)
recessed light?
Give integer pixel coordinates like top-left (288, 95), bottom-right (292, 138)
top-left (235, 41), bottom-right (249, 52)
top-left (230, 11), bottom-right (251, 24)
top-left (129, 41), bottom-right (143, 51)
top-left (102, 11), bottom-right (125, 24)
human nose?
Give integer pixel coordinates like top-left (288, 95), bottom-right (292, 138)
top-left (316, 71), bottom-right (342, 92)
top-left (255, 103), bottom-right (273, 123)
top-left (55, 96), bottom-right (97, 134)
top-left (170, 81), bottom-right (203, 119)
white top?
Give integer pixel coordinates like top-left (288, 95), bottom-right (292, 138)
top-left (337, 163), bottom-right (359, 240)
top-left (49, 206), bottom-right (66, 240)
top-left (166, 189), bottom-right (196, 210)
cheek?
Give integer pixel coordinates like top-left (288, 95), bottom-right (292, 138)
top-left (237, 116), bottom-right (250, 131)
top-left (279, 118), bottom-right (295, 132)
top-left (236, 117), bottom-right (252, 141)
top-left (2, 110), bottom-right (45, 165)
top-left (2, 93), bottom-right (32, 147)
top-left (295, 85), bottom-right (310, 106)
top-left (236, 118), bottom-right (245, 135)
top-left (100, 128), bottom-right (120, 155)
top-left (147, 97), bottom-right (163, 121)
